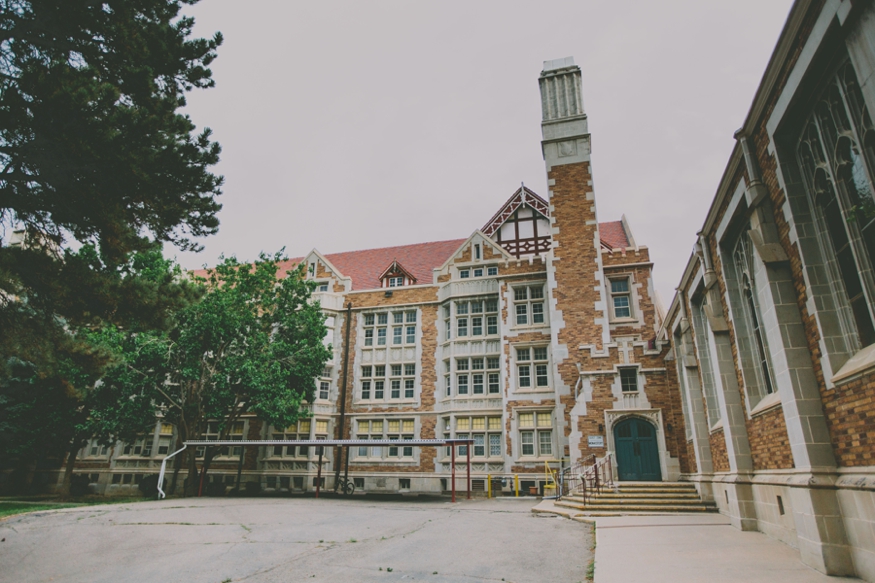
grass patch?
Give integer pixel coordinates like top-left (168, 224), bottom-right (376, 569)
top-left (0, 496), bottom-right (147, 519)
top-left (586, 521), bottom-right (596, 581)
top-left (0, 502), bottom-right (81, 518)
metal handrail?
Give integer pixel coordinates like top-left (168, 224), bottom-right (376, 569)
top-left (557, 453), bottom-right (614, 505)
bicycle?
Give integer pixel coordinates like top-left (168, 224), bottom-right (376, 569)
top-left (336, 477), bottom-right (355, 496)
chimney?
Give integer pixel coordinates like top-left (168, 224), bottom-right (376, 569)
top-left (539, 57), bottom-right (590, 171)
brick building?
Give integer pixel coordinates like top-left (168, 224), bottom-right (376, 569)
top-left (660, 0), bottom-right (875, 579)
top-left (71, 58), bottom-right (683, 502)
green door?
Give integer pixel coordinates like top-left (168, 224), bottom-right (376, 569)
top-left (614, 418), bottom-right (661, 481)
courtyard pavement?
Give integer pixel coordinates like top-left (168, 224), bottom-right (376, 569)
top-left (0, 496), bottom-right (591, 583)
top-left (534, 499), bottom-right (862, 582)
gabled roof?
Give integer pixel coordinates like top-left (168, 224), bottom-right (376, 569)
top-left (191, 187), bottom-right (633, 290)
top-left (481, 185), bottom-right (550, 237)
top-left (272, 240), bottom-right (465, 291)
top-left (378, 259), bottom-right (418, 284)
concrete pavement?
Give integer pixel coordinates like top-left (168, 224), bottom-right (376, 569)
top-left (0, 496), bottom-right (592, 583)
top-left (533, 499), bottom-right (860, 582)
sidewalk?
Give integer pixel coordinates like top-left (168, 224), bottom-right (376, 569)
top-left (533, 500), bottom-right (860, 582)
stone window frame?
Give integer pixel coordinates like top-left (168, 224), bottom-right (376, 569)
top-left (316, 367), bottom-right (332, 401)
top-left (453, 355), bottom-right (501, 397)
top-left (511, 282), bottom-right (547, 328)
top-left (796, 58), bottom-right (875, 354)
top-left (353, 418), bottom-right (417, 461)
top-left (607, 275), bottom-right (635, 321)
top-left (448, 298), bottom-right (500, 340)
top-left (724, 227), bottom-right (778, 411)
top-left (514, 345), bottom-right (551, 392)
top-left (446, 415), bottom-right (503, 460)
top-left (618, 366), bottom-right (639, 393)
top-left (767, 33), bottom-right (875, 386)
top-left (268, 419), bottom-right (313, 459)
top-left (358, 362), bottom-right (416, 402)
top-left (515, 409), bottom-right (554, 459)
top-left (690, 287), bottom-right (723, 430)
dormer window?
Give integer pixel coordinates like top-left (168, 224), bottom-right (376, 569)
top-left (379, 260), bottom-right (416, 289)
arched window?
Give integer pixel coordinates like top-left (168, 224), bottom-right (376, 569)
top-left (796, 61), bottom-right (875, 350)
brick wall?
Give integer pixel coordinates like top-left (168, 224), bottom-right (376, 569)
top-left (710, 429), bottom-right (730, 473)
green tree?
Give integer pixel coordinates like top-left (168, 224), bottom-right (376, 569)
top-left (117, 252), bottom-right (331, 496)
top-left (0, 0), bottom-right (223, 377)
top-left (0, 246), bottom-right (200, 495)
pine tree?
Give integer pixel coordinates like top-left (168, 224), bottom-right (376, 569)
top-left (0, 0), bottom-right (224, 376)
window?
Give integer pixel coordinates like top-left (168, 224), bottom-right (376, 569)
top-left (318, 283), bottom-right (329, 292)
top-left (123, 437), bottom-right (152, 457)
top-left (487, 266), bottom-right (498, 277)
top-left (157, 423), bottom-right (174, 455)
top-left (518, 411), bottom-right (552, 457)
top-left (85, 439), bottom-right (109, 458)
top-left (360, 363), bottom-right (415, 401)
top-left (196, 421), bottom-right (244, 458)
top-left (691, 295), bottom-right (722, 427)
top-left (609, 277), bottom-right (633, 319)
top-left (729, 232), bottom-right (776, 406)
top-left (516, 347), bottom-right (549, 389)
top-left (356, 419), bottom-right (415, 459)
top-left (474, 244), bottom-right (481, 260)
top-left (317, 368), bottom-right (331, 400)
top-left (452, 416), bottom-right (503, 459)
top-left (513, 285), bottom-right (545, 326)
top-left (365, 311), bottom-right (415, 349)
top-left (451, 299), bottom-right (499, 340)
top-left (797, 61), bottom-right (875, 349)
top-left (453, 356), bottom-right (501, 396)
top-left (473, 268), bottom-right (483, 277)
top-left (460, 269), bottom-right (470, 279)
top-left (388, 276), bottom-right (404, 287)
top-left (619, 368), bottom-right (638, 392)
top-left (271, 419), bottom-right (312, 458)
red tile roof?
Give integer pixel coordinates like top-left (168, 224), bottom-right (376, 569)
top-left (320, 239), bottom-right (467, 291)
top-left (192, 223), bottom-right (628, 290)
top-left (599, 221), bottom-right (629, 250)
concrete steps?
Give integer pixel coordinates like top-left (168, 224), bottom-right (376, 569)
top-left (556, 481), bottom-right (717, 515)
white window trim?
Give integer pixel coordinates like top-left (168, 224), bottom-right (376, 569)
top-left (511, 283), bottom-right (547, 329)
top-left (513, 345), bottom-right (551, 393)
top-left (607, 275), bottom-right (636, 322)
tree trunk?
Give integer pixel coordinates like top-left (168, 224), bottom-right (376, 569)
top-left (57, 445), bottom-right (79, 499)
top-left (169, 432), bottom-right (184, 496)
top-left (184, 447), bottom-right (199, 497)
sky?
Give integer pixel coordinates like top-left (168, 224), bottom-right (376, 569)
top-left (175, 0), bottom-right (796, 305)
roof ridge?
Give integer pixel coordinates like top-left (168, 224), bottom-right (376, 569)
top-left (323, 238), bottom-right (467, 257)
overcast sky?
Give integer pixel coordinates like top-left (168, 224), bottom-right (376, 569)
top-left (176, 0), bottom-right (796, 305)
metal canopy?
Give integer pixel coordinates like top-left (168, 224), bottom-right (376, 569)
top-left (157, 438), bottom-right (475, 500)
top-left (182, 439), bottom-right (473, 447)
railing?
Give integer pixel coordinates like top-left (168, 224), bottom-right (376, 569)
top-left (558, 453), bottom-right (614, 505)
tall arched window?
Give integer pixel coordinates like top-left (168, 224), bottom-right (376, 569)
top-left (796, 61), bottom-right (875, 350)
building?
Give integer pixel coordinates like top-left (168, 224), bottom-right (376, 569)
top-left (660, 0), bottom-right (875, 579)
top-left (69, 58), bottom-right (686, 502)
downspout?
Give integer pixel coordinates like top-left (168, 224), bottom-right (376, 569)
top-left (333, 302), bottom-right (353, 492)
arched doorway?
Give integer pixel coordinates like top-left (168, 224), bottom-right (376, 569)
top-left (613, 417), bottom-right (661, 481)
